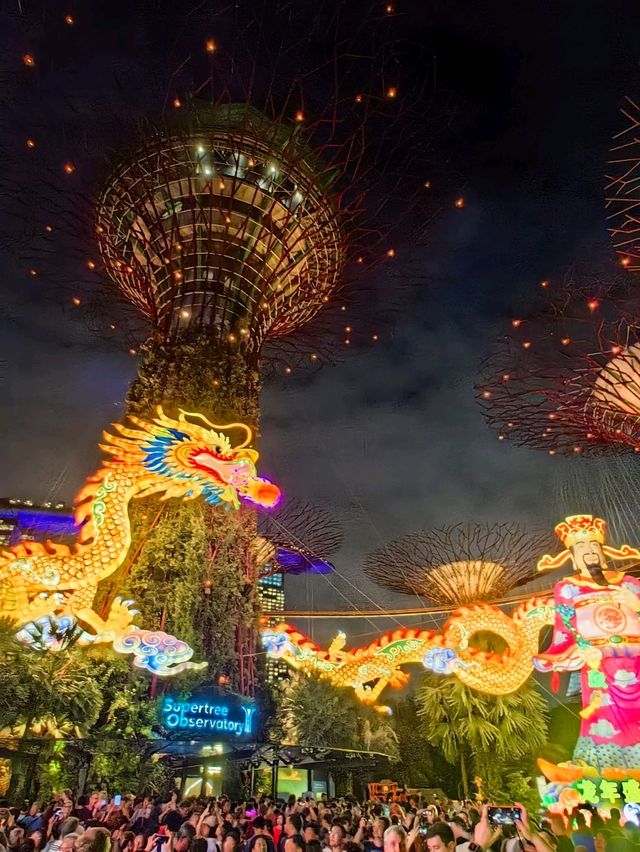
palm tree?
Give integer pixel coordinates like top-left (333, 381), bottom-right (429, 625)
top-left (416, 673), bottom-right (548, 798)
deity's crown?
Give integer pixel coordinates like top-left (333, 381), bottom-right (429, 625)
top-left (555, 514), bottom-right (606, 549)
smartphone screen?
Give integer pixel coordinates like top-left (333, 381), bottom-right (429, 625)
top-left (418, 817), bottom-right (430, 836)
top-left (382, 805), bottom-right (390, 817)
top-left (114, 795), bottom-right (122, 807)
top-left (487, 806), bottom-right (522, 826)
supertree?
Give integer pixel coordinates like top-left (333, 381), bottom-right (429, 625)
top-left (475, 281), bottom-right (640, 457)
top-left (256, 500), bottom-right (342, 577)
top-left (364, 522), bottom-right (552, 606)
top-left (0, 1), bottom-right (450, 692)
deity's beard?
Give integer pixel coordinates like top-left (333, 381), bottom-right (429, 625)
top-left (583, 557), bottom-right (608, 586)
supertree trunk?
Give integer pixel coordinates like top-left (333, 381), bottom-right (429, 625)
top-left (101, 332), bottom-right (262, 694)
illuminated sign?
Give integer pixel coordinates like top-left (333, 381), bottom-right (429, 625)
top-left (160, 692), bottom-right (257, 740)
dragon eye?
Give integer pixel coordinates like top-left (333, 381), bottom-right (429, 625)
top-left (214, 446), bottom-right (222, 454)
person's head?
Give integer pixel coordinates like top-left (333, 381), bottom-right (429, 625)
top-left (60, 819), bottom-right (80, 839)
top-left (609, 808), bottom-right (621, 825)
top-left (285, 816), bottom-right (303, 838)
top-left (284, 836), bottom-right (305, 852)
top-left (424, 824), bottom-right (455, 852)
top-left (328, 825), bottom-right (346, 851)
top-left (253, 839), bottom-right (268, 852)
top-left (446, 817), bottom-right (468, 842)
top-left (383, 826), bottom-right (408, 852)
top-left (29, 805), bottom-right (41, 818)
top-left (9, 828), bottom-right (25, 848)
top-left (191, 839), bottom-right (208, 852)
top-left (76, 828), bottom-right (111, 852)
top-left (221, 830), bottom-right (240, 852)
top-left (61, 833), bottom-right (80, 852)
top-left (174, 824), bottom-right (195, 852)
top-left (303, 824), bottom-right (319, 843)
top-left (574, 811), bottom-right (587, 830)
top-left (305, 841), bottom-right (322, 852)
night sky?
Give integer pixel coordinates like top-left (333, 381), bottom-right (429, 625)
top-left (2, 1), bottom-right (639, 645)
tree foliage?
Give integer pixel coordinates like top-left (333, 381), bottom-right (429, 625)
top-left (274, 672), bottom-right (399, 758)
top-left (416, 673), bottom-right (548, 799)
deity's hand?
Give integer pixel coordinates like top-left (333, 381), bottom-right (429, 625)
top-left (618, 586), bottom-right (640, 612)
top-left (582, 645), bottom-right (602, 669)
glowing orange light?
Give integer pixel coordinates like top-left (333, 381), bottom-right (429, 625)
top-left (424, 180), bottom-right (431, 189)
top-left (355, 94), bottom-right (363, 103)
top-left (341, 305), bottom-right (346, 312)
top-left (23, 54), bottom-right (35, 67)
top-left (549, 450), bottom-right (556, 456)
top-left (523, 341), bottom-right (532, 349)
top-left (386, 3), bottom-right (394, 12)
top-left (128, 348), bottom-right (137, 356)
top-left (205, 39), bottom-right (216, 54)
top-left (498, 434), bottom-right (505, 441)
top-left (622, 256), bottom-right (631, 267)
top-left (109, 324), bottom-right (116, 331)
top-left (573, 446), bottom-right (583, 454)
top-left (587, 298), bottom-right (600, 312)
top-left (502, 373), bottom-right (510, 381)
top-left (345, 339), bottom-right (351, 345)
top-left (386, 248), bottom-right (396, 257)
top-left (174, 270), bottom-right (183, 281)
top-left (219, 180), bottom-right (225, 190)
top-left (44, 224), bottom-right (53, 233)
top-left (295, 111), bottom-right (304, 122)
top-left (345, 326), bottom-right (352, 333)
top-left (310, 353), bottom-right (318, 361)
top-left (482, 390), bottom-right (492, 399)
top-left (72, 296), bottom-right (81, 306)
top-left (561, 338), bottom-right (571, 346)
top-left (218, 675), bottom-right (230, 686)
top-left (455, 197), bottom-right (465, 208)
top-left (228, 334), bottom-right (237, 343)
top-left (173, 98), bottom-right (182, 109)
top-left (540, 280), bottom-right (549, 288)
top-left (611, 345), bottom-right (622, 355)
top-left (386, 87), bottom-right (397, 99)
top-left (63, 162), bottom-right (76, 174)
top-left (65, 14), bottom-right (74, 25)
top-left (635, 446), bottom-right (640, 453)
top-left (507, 421), bottom-right (514, 427)
top-left (586, 433), bottom-right (595, 439)
top-left (29, 269), bottom-right (37, 277)
top-left (26, 138), bottom-right (36, 149)
top-left (285, 366), bottom-right (292, 374)
top-left (549, 413), bottom-right (557, 420)
top-left (512, 319), bottom-right (522, 328)
top-left (372, 334), bottom-right (379, 341)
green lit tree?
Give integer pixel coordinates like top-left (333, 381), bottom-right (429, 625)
top-left (416, 673), bottom-right (548, 800)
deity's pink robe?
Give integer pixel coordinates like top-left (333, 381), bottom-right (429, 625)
top-left (534, 571), bottom-right (640, 771)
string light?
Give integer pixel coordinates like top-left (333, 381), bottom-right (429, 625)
top-left (522, 341), bottom-right (532, 349)
top-left (205, 39), bottom-right (216, 54)
top-left (355, 94), bottom-right (363, 103)
top-left (611, 345), bottom-right (623, 355)
top-left (65, 14), bottom-right (74, 25)
top-left (63, 162), bottom-right (76, 175)
top-left (44, 224), bottom-right (53, 233)
top-left (345, 326), bottom-right (352, 333)
top-left (285, 366), bottom-right (292, 374)
top-left (587, 298), bottom-right (600, 312)
top-left (386, 247), bottom-right (395, 257)
top-left (25, 138), bottom-right (36, 149)
top-left (540, 280), bottom-right (549, 289)
top-left (386, 3), bottom-right (394, 11)
top-left (22, 54), bottom-right (35, 67)
top-left (482, 390), bottom-right (492, 399)
top-left (295, 111), bottom-right (304, 122)
top-left (72, 296), bottom-right (81, 305)
top-left (424, 180), bottom-right (431, 189)
top-left (512, 319), bottom-right (522, 328)
top-left (386, 87), bottom-right (397, 99)
top-left (173, 98), bottom-right (182, 109)
top-left (86, 260), bottom-right (96, 270)
top-left (29, 269), bottom-right (37, 277)
top-left (455, 197), bottom-right (465, 208)
top-left (561, 338), bottom-right (571, 346)
top-left (128, 348), bottom-right (137, 356)
top-left (310, 353), bottom-right (318, 361)
top-left (622, 257), bottom-right (631, 267)
top-left (372, 334), bottom-right (379, 341)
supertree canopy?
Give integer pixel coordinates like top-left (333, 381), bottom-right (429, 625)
top-left (606, 97), bottom-right (640, 270)
top-left (95, 102), bottom-right (344, 357)
top-left (256, 499), bottom-right (342, 576)
top-left (364, 522), bottom-right (552, 606)
top-left (476, 283), bottom-right (640, 456)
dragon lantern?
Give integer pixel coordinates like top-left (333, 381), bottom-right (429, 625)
top-left (3, 407), bottom-right (280, 675)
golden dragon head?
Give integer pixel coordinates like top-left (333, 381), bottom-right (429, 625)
top-left (99, 407), bottom-right (281, 510)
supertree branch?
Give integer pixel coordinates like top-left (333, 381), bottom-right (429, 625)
top-left (364, 522), bottom-right (553, 606)
top-left (255, 499), bottom-right (343, 576)
top-left (606, 97), bottom-right (640, 271)
top-left (476, 281), bottom-right (640, 456)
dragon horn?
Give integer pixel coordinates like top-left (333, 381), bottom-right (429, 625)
top-left (178, 409), bottom-right (253, 449)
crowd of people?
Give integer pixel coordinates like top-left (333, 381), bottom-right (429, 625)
top-left (0, 791), bottom-right (636, 852)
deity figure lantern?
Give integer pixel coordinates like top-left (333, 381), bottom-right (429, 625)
top-left (535, 515), bottom-right (640, 781)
